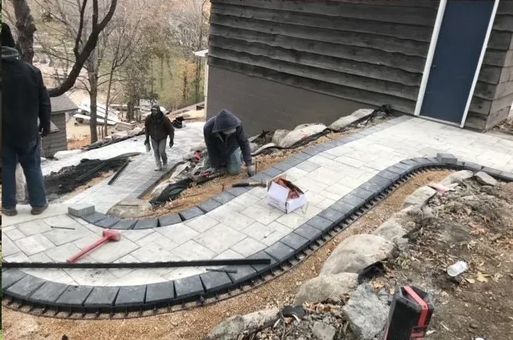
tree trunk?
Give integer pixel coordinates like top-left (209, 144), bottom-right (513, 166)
top-left (127, 99), bottom-right (134, 122)
top-left (182, 70), bottom-right (188, 105)
top-left (11, 0), bottom-right (36, 64)
top-left (160, 56), bottom-right (164, 90)
top-left (87, 62), bottom-right (99, 143)
top-left (194, 58), bottom-right (201, 103)
top-left (104, 69), bottom-right (115, 136)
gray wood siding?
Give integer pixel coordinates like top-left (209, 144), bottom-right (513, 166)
top-left (467, 1), bottom-right (513, 130)
top-left (208, 0), bottom-right (439, 114)
top-left (42, 112), bottom-right (67, 157)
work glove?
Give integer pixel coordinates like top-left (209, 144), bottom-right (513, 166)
top-left (144, 139), bottom-right (151, 152)
top-left (169, 140), bottom-right (174, 148)
top-left (247, 164), bottom-right (256, 177)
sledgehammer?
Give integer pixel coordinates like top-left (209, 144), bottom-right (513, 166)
top-left (66, 230), bottom-right (121, 263)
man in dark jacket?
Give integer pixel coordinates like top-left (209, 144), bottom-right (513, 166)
top-left (144, 105), bottom-right (174, 171)
top-left (203, 109), bottom-right (255, 176)
top-left (2, 23), bottom-right (51, 216)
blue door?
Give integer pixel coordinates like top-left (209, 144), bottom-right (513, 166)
top-left (420, 0), bottom-right (495, 124)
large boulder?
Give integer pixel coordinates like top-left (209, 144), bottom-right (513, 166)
top-left (403, 186), bottom-right (437, 208)
top-left (329, 108), bottom-right (374, 131)
top-left (278, 124), bottom-right (327, 148)
top-left (343, 284), bottom-right (390, 340)
top-left (372, 219), bottom-right (407, 248)
top-left (272, 129), bottom-right (290, 145)
top-left (206, 308), bottom-right (279, 340)
top-left (321, 234), bottom-right (395, 275)
top-left (294, 273), bottom-right (358, 305)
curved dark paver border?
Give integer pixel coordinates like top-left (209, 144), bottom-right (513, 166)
top-left (4, 153), bottom-right (513, 313)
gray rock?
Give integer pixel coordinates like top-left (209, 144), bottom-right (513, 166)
top-left (403, 186), bottom-right (437, 208)
top-left (474, 171), bottom-right (497, 186)
top-left (272, 129), bottom-right (290, 145)
top-left (372, 220), bottom-right (407, 248)
top-left (343, 284), bottom-right (390, 340)
top-left (278, 124), bottom-right (327, 148)
top-left (294, 273), bottom-right (358, 305)
top-left (312, 321), bottom-right (337, 340)
top-left (440, 170), bottom-right (473, 186)
top-left (321, 234), bottom-right (395, 275)
top-left (329, 108), bottom-right (374, 131)
top-left (107, 198), bottom-right (152, 218)
top-left (207, 308), bottom-right (279, 340)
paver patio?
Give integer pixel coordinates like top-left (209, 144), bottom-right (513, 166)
top-left (3, 116), bottom-right (513, 290)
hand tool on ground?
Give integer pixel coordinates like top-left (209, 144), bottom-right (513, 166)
top-left (232, 180), bottom-right (267, 188)
top-left (66, 230), bottom-right (121, 263)
top-left (50, 226), bottom-right (76, 230)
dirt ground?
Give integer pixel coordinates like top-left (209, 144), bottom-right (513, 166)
top-left (2, 170), bottom-right (450, 340)
top-left (374, 179), bottom-right (513, 340)
top-left (67, 118), bottom-right (118, 150)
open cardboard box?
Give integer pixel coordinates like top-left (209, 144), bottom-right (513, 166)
top-left (266, 175), bottom-right (307, 213)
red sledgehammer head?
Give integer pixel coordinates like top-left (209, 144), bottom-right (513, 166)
top-left (103, 229), bottom-right (121, 241)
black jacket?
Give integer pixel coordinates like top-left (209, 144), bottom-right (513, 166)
top-left (203, 110), bottom-right (252, 168)
top-left (144, 107), bottom-right (174, 142)
top-left (1, 46), bottom-right (51, 148)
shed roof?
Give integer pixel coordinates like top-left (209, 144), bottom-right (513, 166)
top-left (50, 94), bottom-right (78, 114)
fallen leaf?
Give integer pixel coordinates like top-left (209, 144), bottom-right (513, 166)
top-left (466, 278), bottom-right (476, 284)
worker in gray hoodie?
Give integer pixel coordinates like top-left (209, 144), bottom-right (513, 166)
top-left (203, 110), bottom-right (255, 176)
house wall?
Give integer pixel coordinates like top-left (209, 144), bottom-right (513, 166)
top-left (207, 0), bottom-right (513, 132)
top-left (42, 112), bottom-right (67, 158)
top-left (207, 0), bottom-right (439, 133)
top-left (466, 1), bottom-right (513, 130)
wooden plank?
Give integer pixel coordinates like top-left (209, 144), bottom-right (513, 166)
top-left (487, 30), bottom-right (513, 50)
top-left (211, 4), bottom-right (433, 42)
top-left (470, 92), bottom-right (513, 115)
top-left (209, 58), bottom-right (416, 113)
top-left (209, 38), bottom-right (422, 85)
top-left (210, 19), bottom-right (430, 57)
top-left (493, 15), bottom-right (513, 32)
top-left (483, 49), bottom-right (510, 66)
top-left (209, 34), bottom-right (426, 73)
top-left (211, 0), bottom-right (438, 26)
top-left (209, 50), bottom-right (419, 101)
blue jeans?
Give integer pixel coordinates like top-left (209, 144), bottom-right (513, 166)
top-left (226, 148), bottom-right (242, 175)
top-left (2, 140), bottom-right (47, 209)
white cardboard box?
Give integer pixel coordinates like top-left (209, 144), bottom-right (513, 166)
top-left (267, 177), bottom-right (307, 214)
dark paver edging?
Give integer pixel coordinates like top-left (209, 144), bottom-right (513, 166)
top-left (5, 151), bottom-right (513, 313)
top-left (70, 117), bottom-right (408, 229)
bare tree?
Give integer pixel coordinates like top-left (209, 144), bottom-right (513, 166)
top-left (9, 0), bottom-right (37, 63)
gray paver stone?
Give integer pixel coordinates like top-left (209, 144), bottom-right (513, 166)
top-left (82, 212), bottom-right (107, 224)
top-left (225, 265), bottom-right (258, 284)
top-left (115, 286), bottom-right (147, 307)
top-left (1, 269), bottom-right (27, 289)
top-left (248, 251), bottom-right (276, 273)
top-left (279, 233), bottom-right (310, 251)
top-left (158, 214), bottom-right (182, 226)
top-left (200, 271), bottom-right (233, 292)
top-left (174, 275), bottom-right (204, 300)
top-left (95, 216), bottom-right (120, 228)
top-left (31, 281), bottom-right (69, 305)
top-left (179, 207), bottom-right (204, 220)
top-left (112, 219), bottom-right (137, 230)
top-left (227, 187), bottom-right (250, 196)
top-left (436, 153), bottom-right (457, 164)
top-left (199, 199), bottom-right (222, 213)
top-left (318, 207), bottom-right (344, 223)
top-left (134, 218), bottom-right (158, 229)
top-left (85, 287), bottom-right (120, 308)
top-left (264, 242), bottom-right (295, 262)
top-left (463, 162), bottom-right (483, 172)
top-left (145, 281), bottom-right (175, 305)
top-left (213, 192), bottom-right (236, 204)
top-left (306, 215), bottom-right (333, 233)
top-left (296, 160), bottom-right (321, 173)
top-left (68, 204), bottom-right (95, 218)
top-left (5, 275), bottom-right (45, 299)
top-left (56, 285), bottom-right (93, 307)
top-left (294, 224), bottom-right (323, 240)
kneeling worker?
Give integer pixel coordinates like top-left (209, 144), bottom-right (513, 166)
top-left (204, 109), bottom-right (255, 176)
top-left (145, 105), bottom-right (174, 171)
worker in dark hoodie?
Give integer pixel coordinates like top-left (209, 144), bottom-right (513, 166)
top-left (1, 23), bottom-right (51, 216)
top-left (203, 109), bottom-right (255, 176)
top-left (144, 105), bottom-right (174, 171)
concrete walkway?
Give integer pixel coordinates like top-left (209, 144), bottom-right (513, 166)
top-left (3, 116), bottom-right (513, 287)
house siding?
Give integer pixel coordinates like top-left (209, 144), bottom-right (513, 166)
top-left (207, 0), bottom-right (513, 132)
top-left (42, 112), bottom-right (67, 158)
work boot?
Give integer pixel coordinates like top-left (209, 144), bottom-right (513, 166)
top-left (2, 207), bottom-right (18, 216)
top-left (154, 166), bottom-right (163, 171)
top-left (31, 204), bottom-right (48, 215)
